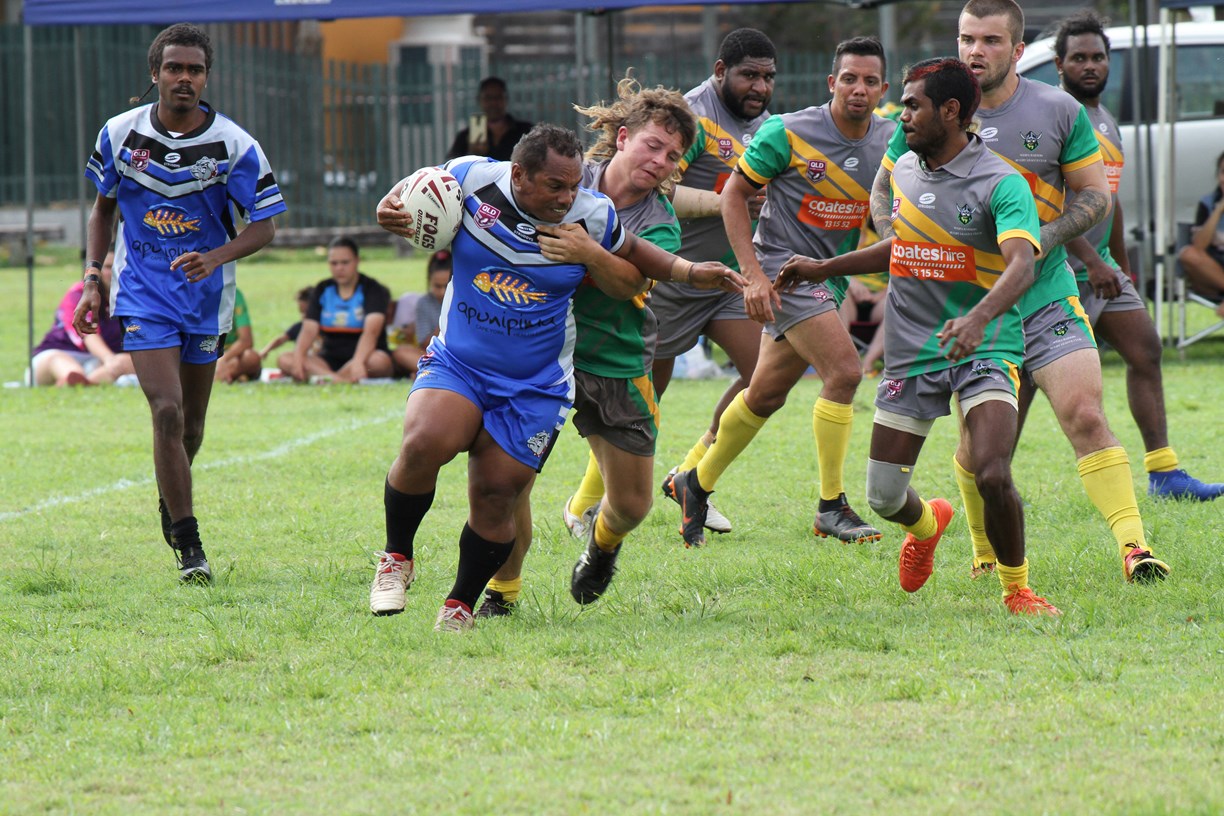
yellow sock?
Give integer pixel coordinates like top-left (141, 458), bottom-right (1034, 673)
top-left (1143, 446), bottom-right (1178, 473)
top-left (996, 560), bottom-right (1029, 597)
top-left (1077, 446), bottom-right (1147, 558)
top-left (571, 450), bottom-right (604, 517)
top-left (593, 511), bottom-right (627, 553)
top-left (677, 431), bottom-right (715, 473)
top-left (813, 398), bottom-right (854, 501)
top-left (695, 392), bottom-right (767, 490)
top-left (954, 456), bottom-right (995, 567)
top-left (486, 576), bottom-right (522, 603)
top-left (901, 498), bottom-right (937, 540)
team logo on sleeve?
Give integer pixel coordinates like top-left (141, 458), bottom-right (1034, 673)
top-left (806, 160), bottom-right (827, 182)
top-left (472, 270), bottom-right (547, 306)
top-left (956, 204), bottom-right (976, 225)
top-left (190, 157), bottom-right (219, 181)
top-left (475, 203), bottom-right (501, 229)
top-left (130, 149), bottom-right (150, 172)
top-left (717, 138), bottom-right (735, 159)
top-left (143, 205), bottom-right (202, 237)
top-left (1021, 131), bottom-right (1042, 151)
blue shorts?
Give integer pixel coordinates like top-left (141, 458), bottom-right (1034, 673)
top-left (120, 317), bottom-right (223, 364)
top-left (411, 340), bottom-right (572, 471)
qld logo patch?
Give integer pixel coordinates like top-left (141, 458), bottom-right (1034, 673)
top-left (130, 149), bottom-right (150, 172)
top-left (806, 160), bottom-right (827, 182)
top-left (143, 205), bottom-right (202, 237)
top-left (1021, 130), bottom-right (1042, 151)
top-left (475, 203), bottom-right (501, 229)
top-left (891, 198), bottom-right (901, 220)
top-left (717, 138), bottom-right (735, 160)
top-left (472, 270), bottom-right (546, 306)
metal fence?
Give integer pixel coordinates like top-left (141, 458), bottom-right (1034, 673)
top-left (1, 23), bottom-right (922, 232)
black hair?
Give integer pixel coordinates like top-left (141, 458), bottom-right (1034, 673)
top-left (717, 28), bottom-right (776, 69)
top-left (1053, 10), bottom-right (1111, 59)
top-left (833, 36), bottom-right (887, 79)
top-left (478, 77), bottom-right (508, 94)
top-left (148, 23), bottom-right (213, 76)
top-left (904, 57), bottom-right (981, 128)
top-left (511, 124), bottom-right (584, 175)
top-left (427, 250), bottom-right (453, 274)
top-left (296, 286), bottom-right (313, 301)
top-left (327, 236), bottom-right (360, 257)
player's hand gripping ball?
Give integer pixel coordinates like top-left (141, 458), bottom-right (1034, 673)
top-left (396, 167), bottom-right (463, 252)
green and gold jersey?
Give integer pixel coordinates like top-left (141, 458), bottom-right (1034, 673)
top-left (223, 287), bottom-right (250, 350)
top-left (1069, 103), bottom-right (1124, 280)
top-left (572, 160), bottom-right (680, 379)
top-left (884, 77), bottom-right (1101, 317)
top-left (676, 78), bottom-right (770, 269)
top-left (737, 105), bottom-right (896, 302)
top-left (885, 134), bottom-right (1041, 377)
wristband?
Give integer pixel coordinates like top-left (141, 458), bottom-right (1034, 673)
top-left (85, 259), bottom-right (102, 270)
top-left (672, 261), bottom-right (692, 284)
top-left (83, 273), bottom-right (102, 286)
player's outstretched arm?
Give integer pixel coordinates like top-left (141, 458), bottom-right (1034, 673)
top-left (937, 236), bottom-right (1035, 362)
top-left (616, 233), bottom-right (744, 292)
top-left (775, 239), bottom-right (893, 292)
top-left (1040, 161), bottom-right (1110, 255)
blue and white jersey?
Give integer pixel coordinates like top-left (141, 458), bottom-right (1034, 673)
top-left (85, 102), bottom-right (286, 335)
top-left (434, 156), bottom-right (625, 389)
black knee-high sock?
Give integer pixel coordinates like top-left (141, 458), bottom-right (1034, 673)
top-left (447, 523), bottom-right (514, 610)
top-left (385, 480), bottom-right (434, 559)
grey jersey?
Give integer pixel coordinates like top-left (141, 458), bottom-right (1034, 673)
top-left (738, 105), bottom-right (896, 281)
top-left (676, 78), bottom-right (770, 268)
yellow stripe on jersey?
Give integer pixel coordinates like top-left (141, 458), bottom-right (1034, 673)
top-left (692, 117), bottom-right (745, 172)
top-left (892, 194), bottom-right (1008, 287)
top-left (1093, 132), bottom-right (1124, 194)
top-left (785, 131), bottom-right (871, 200)
top-left (1062, 150), bottom-right (1103, 175)
top-left (997, 228), bottom-right (1043, 257)
top-left (992, 153), bottom-right (1074, 223)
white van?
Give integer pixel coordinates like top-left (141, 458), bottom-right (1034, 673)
top-left (1017, 21), bottom-right (1224, 242)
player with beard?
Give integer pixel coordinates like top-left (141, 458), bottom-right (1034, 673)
top-left (665, 37), bottom-right (894, 547)
top-left (777, 57), bottom-right (1059, 614)
top-left (870, 0), bottom-right (1169, 586)
top-left (1049, 10), bottom-right (1222, 501)
top-left (649, 28), bottom-right (778, 537)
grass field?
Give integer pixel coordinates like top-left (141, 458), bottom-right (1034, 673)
top-left (2, 250), bottom-right (1223, 814)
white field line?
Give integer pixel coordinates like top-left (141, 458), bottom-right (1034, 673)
top-left (0, 409), bottom-right (402, 523)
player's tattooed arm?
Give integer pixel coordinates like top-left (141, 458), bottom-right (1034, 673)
top-left (870, 165), bottom-right (894, 240)
top-left (1041, 161), bottom-right (1111, 253)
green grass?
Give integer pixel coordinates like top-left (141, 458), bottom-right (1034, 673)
top-left (2, 255), bottom-right (1223, 814)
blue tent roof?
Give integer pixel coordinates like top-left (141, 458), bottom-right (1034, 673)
top-left (23, 0), bottom-right (818, 26)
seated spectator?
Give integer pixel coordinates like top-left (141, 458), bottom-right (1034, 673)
top-left (215, 288), bottom-right (262, 382)
top-left (258, 286), bottom-right (312, 362)
top-left (446, 77), bottom-right (534, 161)
top-left (277, 237), bottom-right (394, 383)
top-left (29, 251), bottom-right (133, 386)
top-left (391, 250), bottom-right (452, 378)
top-left (1178, 149), bottom-right (1224, 316)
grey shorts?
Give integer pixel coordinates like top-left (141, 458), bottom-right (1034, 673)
top-left (1077, 272), bottom-right (1145, 325)
top-left (874, 357), bottom-right (1020, 422)
top-left (764, 279), bottom-right (841, 340)
top-left (1022, 295), bottom-right (1097, 374)
top-left (571, 369), bottom-right (659, 457)
top-left (650, 282), bottom-right (748, 360)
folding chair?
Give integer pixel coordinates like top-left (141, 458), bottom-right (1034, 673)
top-left (1174, 221), bottom-right (1224, 350)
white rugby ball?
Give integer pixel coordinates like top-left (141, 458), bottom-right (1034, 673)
top-left (396, 167), bottom-right (463, 252)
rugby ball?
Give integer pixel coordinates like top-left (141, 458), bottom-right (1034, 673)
top-left (396, 167), bottom-right (463, 252)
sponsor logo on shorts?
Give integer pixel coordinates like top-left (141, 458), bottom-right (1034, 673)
top-left (956, 203), bottom-right (976, 225)
top-left (1053, 320), bottom-right (1069, 337)
top-left (125, 323), bottom-right (142, 334)
top-left (198, 336), bottom-right (219, 354)
top-left (526, 430), bottom-right (551, 458)
top-left (190, 157), bottom-right (218, 181)
top-left (143, 205), bottom-right (202, 237)
top-left (475, 203), bottom-right (501, 229)
top-left (717, 138), bottom-right (735, 160)
top-left (1021, 130), bottom-right (1042, 151)
top-left (812, 289), bottom-right (831, 302)
top-left (130, 149), bottom-right (150, 172)
top-left (884, 378), bottom-right (903, 400)
top-left (806, 160), bottom-right (827, 182)
top-left (971, 359), bottom-right (994, 375)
